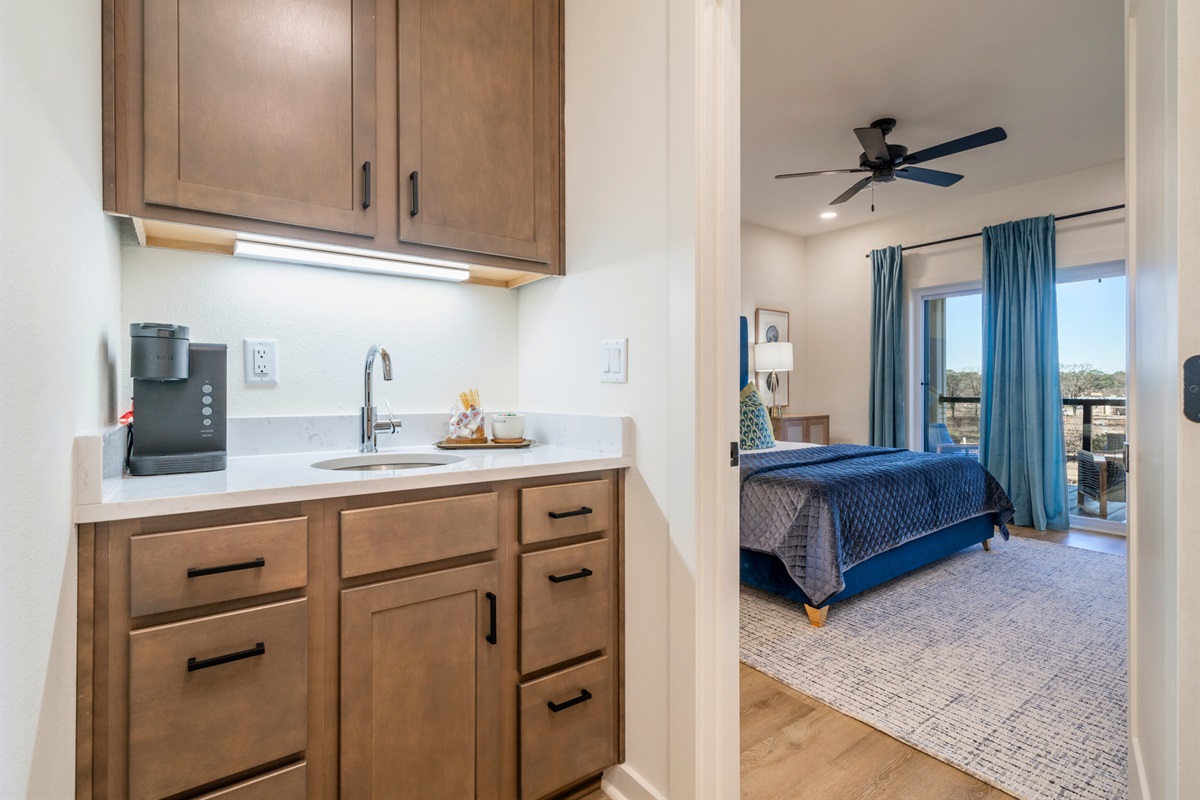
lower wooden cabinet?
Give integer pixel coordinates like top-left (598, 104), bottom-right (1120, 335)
top-left (340, 563), bottom-right (502, 799)
top-left (78, 470), bottom-right (623, 800)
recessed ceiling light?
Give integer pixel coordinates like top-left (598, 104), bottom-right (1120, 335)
top-left (820, 211), bottom-right (838, 219)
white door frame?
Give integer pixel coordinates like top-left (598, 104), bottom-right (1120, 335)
top-left (1126, 0), bottom-right (1200, 795)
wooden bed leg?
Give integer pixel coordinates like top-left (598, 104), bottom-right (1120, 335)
top-left (982, 539), bottom-right (992, 551)
top-left (804, 604), bottom-right (829, 628)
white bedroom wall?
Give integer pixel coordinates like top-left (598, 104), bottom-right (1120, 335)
top-left (741, 221), bottom-right (807, 411)
top-left (800, 160), bottom-right (1126, 445)
top-left (120, 238), bottom-right (520, 418)
top-left (0, 0), bottom-right (123, 795)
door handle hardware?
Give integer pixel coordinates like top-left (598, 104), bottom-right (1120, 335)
top-left (547, 506), bottom-right (592, 520)
top-left (362, 161), bottom-right (372, 209)
top-left (485, 591), bottom-right (497, 645)
top-left (547, 689), bottom-right (592, 713)
top-left (187, 557), bottom-right (265, 578)
top-left (548, 568), bottom-right (593, 584)
top-left (409, 171), bottom-right (419, 217)
top-left (731, 441), bottom-right (740, 467)
top-left (187, 642), bottom-right (265, 672)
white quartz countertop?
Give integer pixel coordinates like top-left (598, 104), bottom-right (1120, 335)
top-left (74, 412), bottom-right (631, 523)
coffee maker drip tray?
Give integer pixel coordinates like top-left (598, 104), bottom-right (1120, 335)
top-left (128, 451), bottom-right (227, 476)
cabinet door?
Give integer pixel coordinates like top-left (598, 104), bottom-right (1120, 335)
top-left (397, 0), bottom-right (560, 264)
top-left (340, 562), bottom-right (502, 799)
top-left (143, 0), bottom-right (376, 235)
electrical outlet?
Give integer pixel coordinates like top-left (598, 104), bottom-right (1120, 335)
top-left (243, 338), bottom-right (279, 384)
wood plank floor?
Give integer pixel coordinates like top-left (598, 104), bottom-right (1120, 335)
top-left (738, 527), bottom-right (1125, 799)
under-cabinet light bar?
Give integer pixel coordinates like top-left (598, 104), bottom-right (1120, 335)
top-left (233, 238), bottom-right (470, 282)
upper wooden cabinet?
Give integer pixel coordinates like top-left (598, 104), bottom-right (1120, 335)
top-left (104, 0), bottom-right (564, 283)
top-left (397, 0), bottom-right (561, 264)
top-left (142, 0), bottom-right (376, 235)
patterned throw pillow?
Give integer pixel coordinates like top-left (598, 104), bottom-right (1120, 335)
top-left (739, 383), bottom-right (776, 451)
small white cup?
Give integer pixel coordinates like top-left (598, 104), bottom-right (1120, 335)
top-left (491, 414), bottom-right (526, 441)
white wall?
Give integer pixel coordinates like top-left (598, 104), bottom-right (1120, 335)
top-left (120, 238), bottom-right (520, 418)
top-left (741, 221), bottom-right (805, 412)
top-left (800, 160), bottom-right (1125, 444)
top-left (0, 0), bottom-right (123, 795)
top-left (518, 0), bottom-right (694, 794)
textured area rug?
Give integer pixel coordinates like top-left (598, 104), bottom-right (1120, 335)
top-left (740, 535), bottom-right (1127, 800)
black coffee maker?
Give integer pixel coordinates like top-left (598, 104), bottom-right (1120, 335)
top-left (128, 323), bottom-right (227, 475)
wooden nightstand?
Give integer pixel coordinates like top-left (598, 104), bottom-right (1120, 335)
top-left (771, 414), bottom-right (830, 445)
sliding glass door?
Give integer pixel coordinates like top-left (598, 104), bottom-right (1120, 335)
top-left (917, 263), bottom-right (1128, 533)
top-left (921, 289), bottom-right (982, 459)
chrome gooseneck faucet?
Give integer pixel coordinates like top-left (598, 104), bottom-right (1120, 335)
top-left (361, 344), bottom-right (400, 452)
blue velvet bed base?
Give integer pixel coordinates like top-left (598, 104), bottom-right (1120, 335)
top-left (740, 514), bottom-right (996, 608)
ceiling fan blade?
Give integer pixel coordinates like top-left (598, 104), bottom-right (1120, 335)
top-left (854, 127), bottom-right (890, 163)
top-left (774, 168), bottom-right (870, 180)
top-left (905, 127), bottom-right (1007, 164)
top-left (895, 167), bottom-right (964, 187)
top-left (831, 176), bottom-right (874, 205)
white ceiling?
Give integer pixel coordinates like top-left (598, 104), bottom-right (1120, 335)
top-left (741, 0), bottom-right (1124, 238)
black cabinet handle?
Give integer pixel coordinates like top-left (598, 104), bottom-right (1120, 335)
top-left (187, 642), bottom-right (265, 672)
top-left (187, 557), bottom-right (265, 579)
top-left (548, 506), bottom-right (592, 520)
top-left (548, 567), bottom-right (593, 584)
top-left (362, 161), bottom-right (372, 209)
top-left (485, 591), bottom-right (497, 645)
top-left (409, 170), bottom-right (419, 217)
top-left (547, 689), bottom-right (592, 713)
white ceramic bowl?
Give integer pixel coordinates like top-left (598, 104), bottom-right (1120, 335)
top-left (491, 414), bottom-right (526, 441)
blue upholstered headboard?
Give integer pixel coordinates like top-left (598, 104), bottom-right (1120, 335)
top-left (739, 316), bottom-right (749, 388)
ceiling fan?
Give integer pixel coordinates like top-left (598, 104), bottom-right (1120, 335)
top-left (775, 118), bottom-right (1008, 207)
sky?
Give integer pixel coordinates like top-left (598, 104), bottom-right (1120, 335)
top-left (944, 275), bottom-right (1127, 373)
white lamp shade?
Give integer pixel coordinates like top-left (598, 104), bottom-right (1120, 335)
top-left (754, 341), bottom-right (794, 372)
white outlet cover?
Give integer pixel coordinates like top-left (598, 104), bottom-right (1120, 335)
top-left (601, 338), bottom-right (628, 384)
top-left (244, 338), bottom-right (279, 384)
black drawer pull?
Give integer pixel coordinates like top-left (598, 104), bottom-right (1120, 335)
top-left (187, 557), bottom-right (266, 578)
top-left (548, 567), bottom-right (593, 584)
top-left (187, 642), bottom-right (265, 672)
top-left (409, 170), bottom-right (420, 217)
top-left (362, 161), bottom-right (372, 209)
top-left (547, 688), bottom-right (592, 713)
top-left (548, 506), bottom-right (592, 520)
top-left (485, 591), bottom-right (497, 645)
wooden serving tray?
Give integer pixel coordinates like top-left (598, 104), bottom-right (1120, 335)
top-left (435, 439), bottom-right (534, 450)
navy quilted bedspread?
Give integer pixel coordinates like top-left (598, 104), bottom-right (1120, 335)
top-left (740, 445), bottom-right (1015, 606)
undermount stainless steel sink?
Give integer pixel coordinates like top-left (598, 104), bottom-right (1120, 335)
top-left (311, 453), bottom-right (464, 472)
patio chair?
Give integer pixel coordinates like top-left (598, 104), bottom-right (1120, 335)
top-left (1076, 449), bottom-right (1127, 517)
top-left (927, 423), bottom-right (980, 458)
top-left (1101, 432), bottom-right (1126, 453)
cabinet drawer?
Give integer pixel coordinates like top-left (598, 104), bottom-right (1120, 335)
top-left (195, 762), bottom-right (306, 800)
top-left (519, 657), bottom-right (614, 800)
top-left (128, 599), bottom-right (308, 800)
top-left (340, 492), bottom-right (499, 578)
top-left (129, 517), bottom-right (308, 617)
top-left (519, 539), bottom-right (611, 674)
top-left (520, 480), bottom-right (611, 544)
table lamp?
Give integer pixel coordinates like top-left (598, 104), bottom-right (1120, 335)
top-left (754, 341), bottom-right (793, 418)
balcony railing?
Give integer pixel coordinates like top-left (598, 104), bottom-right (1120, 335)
top-left (936, 395), bottom-right (1125, 452)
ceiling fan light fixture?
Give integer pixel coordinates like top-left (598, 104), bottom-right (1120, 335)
top-left (820, 211), bottom-right (837, 219)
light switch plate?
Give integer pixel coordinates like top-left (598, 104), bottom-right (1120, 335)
top-left (601, 338), bottom-right (628, 383)
top-left (244, 338), bottom-right (279, 384)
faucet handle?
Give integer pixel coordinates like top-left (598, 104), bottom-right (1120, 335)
top-left (384, 399), bottom-right (401, 431)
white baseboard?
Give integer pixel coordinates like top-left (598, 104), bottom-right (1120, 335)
top-left (602, 764), bottom-right (666, 800)
top-left (1130, 735), bottom-right (1152, 800)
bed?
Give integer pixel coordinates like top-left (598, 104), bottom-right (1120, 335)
top-left (738, 317), bottom-right (1014, 626)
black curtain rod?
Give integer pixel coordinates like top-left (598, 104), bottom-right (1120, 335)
top-left (862, 204), bottom-right (1126, 258)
